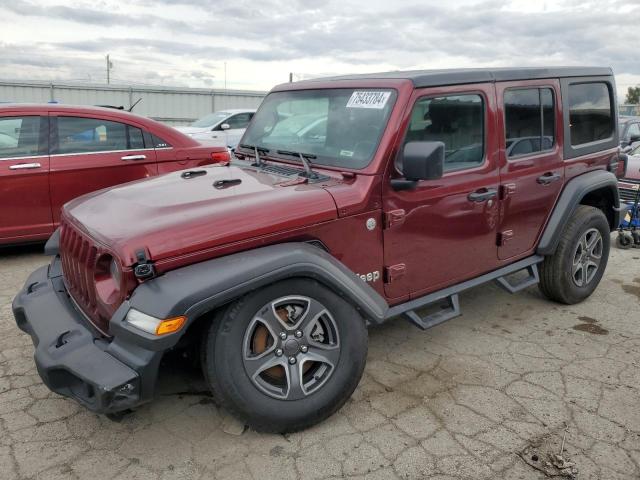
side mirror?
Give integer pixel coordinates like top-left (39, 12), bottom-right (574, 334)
top-left (623, 145), bottom-right (633, 154)
top-left (220, 123), bottom-right (231, 131)
top-left (630, 134), bottom-right (640, 143)
top-left (392, 141), bottom-right (445, 190)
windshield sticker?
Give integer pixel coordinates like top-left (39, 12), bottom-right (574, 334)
top-left (340, 150), bottom-right (354, 157)
top-left (346, 91), bottom-right (391, 109)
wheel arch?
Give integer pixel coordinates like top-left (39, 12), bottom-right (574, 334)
top-left (110, 243), bottom-right (389, 351)
top-left (537, 170), bottom-right (620, 256)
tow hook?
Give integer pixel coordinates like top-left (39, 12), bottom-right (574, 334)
top-left (133, 249), bottom-right (156, 280)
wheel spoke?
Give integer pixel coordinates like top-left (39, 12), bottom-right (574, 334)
top-left (299, 298), bottom-right (330, 333)
top-left (303, 343), bottom-right (341, 368)
top-left (255, 305), bottom-right (287, 336)
top-left (580, 262), bottom-right (588, 286)
top-left (285, 362), bottom-right (306, 400)
top-left (244, 354), bottom-right (284, 379)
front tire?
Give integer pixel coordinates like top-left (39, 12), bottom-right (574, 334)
top-left (202, 279), bottom-right (368, 433)
top-left (539, 205), bottom-right (610, 304)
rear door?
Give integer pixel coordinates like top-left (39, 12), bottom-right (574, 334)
top-left (0, 114), bottom-right (52, 243)
top-left (496, 80), bottom-right (564, 260)
top-left (49, 114), bottom-right (157, 224)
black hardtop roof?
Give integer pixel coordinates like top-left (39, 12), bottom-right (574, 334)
top-left (305, 67), bottom-right (613, 88)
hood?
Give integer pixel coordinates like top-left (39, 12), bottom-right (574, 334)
top-left (174, 126), bottom-right (212, 135)
top-left (63, 165), bottom-right (338, 266)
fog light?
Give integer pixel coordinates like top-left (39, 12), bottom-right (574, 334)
top-left (125, 309), bottom-right (187, 336)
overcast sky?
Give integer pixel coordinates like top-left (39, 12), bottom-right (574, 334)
top-left (0, 0), bottom-right (638, 98)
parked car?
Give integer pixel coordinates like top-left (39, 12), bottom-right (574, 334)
top-left (0, 104), bottom-right (230, 246)
top-left (14, 67), bottom-right (623, 433)
top-left (174, 109), bottom-right (256, 148)
top-left (619, 141), bottom-right (640, 204)
top-left (619, 116), bottom-right (640, 147)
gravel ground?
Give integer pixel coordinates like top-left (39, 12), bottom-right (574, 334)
top-left (0, 240), bottom-right (639, 480)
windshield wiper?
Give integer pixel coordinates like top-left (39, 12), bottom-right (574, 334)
top-left (276, 150), bottom-right (318, 179)
top-left (239, 144), bottom-right (270, 167)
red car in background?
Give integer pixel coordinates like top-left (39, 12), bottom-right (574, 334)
top-left (0, 104), bottom-right (230, 246)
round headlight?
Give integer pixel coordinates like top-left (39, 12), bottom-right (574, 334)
top-left (110, 257), bottom-right (121, 285)
top-left (95, 254), bottom-right (121, 304)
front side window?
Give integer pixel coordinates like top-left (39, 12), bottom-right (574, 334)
top-left (0, 116), bottom-right (41, 159)
top-left (56, 117), bottom-right (131, 154)
top-left (568, 83), bottom-right (613, 146)
top-left (403, 94), bottom-right (484, 172)
top-left (225, 113), bottom-right (253, 129)
top-left (241, 88), bottom-right (397, 169)
top-left (504, 87), bottom-right (555, 158)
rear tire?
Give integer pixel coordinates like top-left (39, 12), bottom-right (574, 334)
top-left (539, 205), bottom-right (610, 304)
top-left (201, 278), bottom-right (368, 433)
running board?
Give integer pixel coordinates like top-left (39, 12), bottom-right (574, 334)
top-left (494, 263), bottom-right (540, 293)
top-left (386, 255), bottom-right (543, 330)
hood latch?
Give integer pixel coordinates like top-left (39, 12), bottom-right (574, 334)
top-left (134, 249), bottom-right (156, 280)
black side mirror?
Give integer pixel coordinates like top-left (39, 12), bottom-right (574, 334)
top-left (392, 141), bottom-right (445, 190)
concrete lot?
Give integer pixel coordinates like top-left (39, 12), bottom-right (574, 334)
top-left (0, 242), bottom-right (639, 480)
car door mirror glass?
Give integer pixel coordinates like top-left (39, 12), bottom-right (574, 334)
top-left (220, 123), bottom-right (231, 131)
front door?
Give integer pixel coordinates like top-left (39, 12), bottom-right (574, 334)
top-left (49, 114), bottom-right (158, 224)
top-left (0, 114), bottom-right (52, 243)
top-left (382, 84), bottom-right (501, 300)
top-left (495, 80), bottom-right (564, 260)
top-left (221, 112), bottom-right (253, 148)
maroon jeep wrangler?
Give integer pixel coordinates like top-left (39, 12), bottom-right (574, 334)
top-left (13, 67), bottom-right (624, 432)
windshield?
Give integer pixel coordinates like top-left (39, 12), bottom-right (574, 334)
top-left (191, 112), bottom-right (230, 128)
top-left (240, 88), bottom-right (397, 169)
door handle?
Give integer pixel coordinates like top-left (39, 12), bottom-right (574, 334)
top-left (9, 163), bottom-right (41, 170)
top-left (537, 172), bottom-right (561, 185)
top-left (468, 188), bottom-right (498, 202)
top-left (121, 154), bottom-right (146, 161)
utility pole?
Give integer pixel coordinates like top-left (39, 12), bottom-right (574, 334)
top-left (106, 54), bottom-right (112, 84)
top-left (289, 72), bottom-right (293, 83)
top-left (224, 62), bottom-right (227, 93)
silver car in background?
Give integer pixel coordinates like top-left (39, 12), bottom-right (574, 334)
top-left (174, 109), bottom-right (256, 148)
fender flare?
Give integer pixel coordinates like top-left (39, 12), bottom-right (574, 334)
top-left (537, 170), bottom-right (620, 256)
top-left (110, 243), bottom-right (389, 350)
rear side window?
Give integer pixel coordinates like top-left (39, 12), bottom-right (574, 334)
top-left (504, 88), bottom-right (555, 158)
top-left (128, 126), bottom-right (145, 149)
top-left (151, 134), bottom-right (171, 148)
top-left (56, 117), bottom-right (148, 154)
top-left (568, 83), bottom-right (613, 146)
top-left (0, 116), bottom-right (41, 159)
top-left (404, 94), bottom-right (484, 172)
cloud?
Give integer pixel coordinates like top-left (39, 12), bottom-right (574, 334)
top-left (0, 0), bottom-right (639, 93)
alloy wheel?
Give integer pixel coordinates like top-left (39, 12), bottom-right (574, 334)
top-left (571, 228), bottom-right (603, 287)
top-left (242, 296), bottom-right (340, 400)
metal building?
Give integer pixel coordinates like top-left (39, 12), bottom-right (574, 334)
top-left (0, 80), bottom-right (266, 126)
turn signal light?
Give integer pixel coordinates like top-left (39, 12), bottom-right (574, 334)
top-left (211, 151), bottom-right (231, 165)
top-left (124, 309), bottom-right (187, 336)
top-left (156, 316), bottom-right (187, 335)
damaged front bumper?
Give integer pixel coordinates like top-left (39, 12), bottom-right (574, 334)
top-left (12, 256), bottom-right (161, 414)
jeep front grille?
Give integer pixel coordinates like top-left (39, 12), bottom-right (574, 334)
top-left (59, 220), bottom-right (105, 334)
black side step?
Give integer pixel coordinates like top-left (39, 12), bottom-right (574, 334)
top-left (386, 255), bottom-right (543, 330)
top-left (495, 264), bottom-right (540, 294)
top-left (403, 294), bottom-right (460, 330)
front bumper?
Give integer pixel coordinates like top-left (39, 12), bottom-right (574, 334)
top-left (12, 257), bottom-right (159, 413)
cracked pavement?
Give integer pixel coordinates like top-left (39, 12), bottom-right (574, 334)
top-left (0, 241), bottom-right (639, 479)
